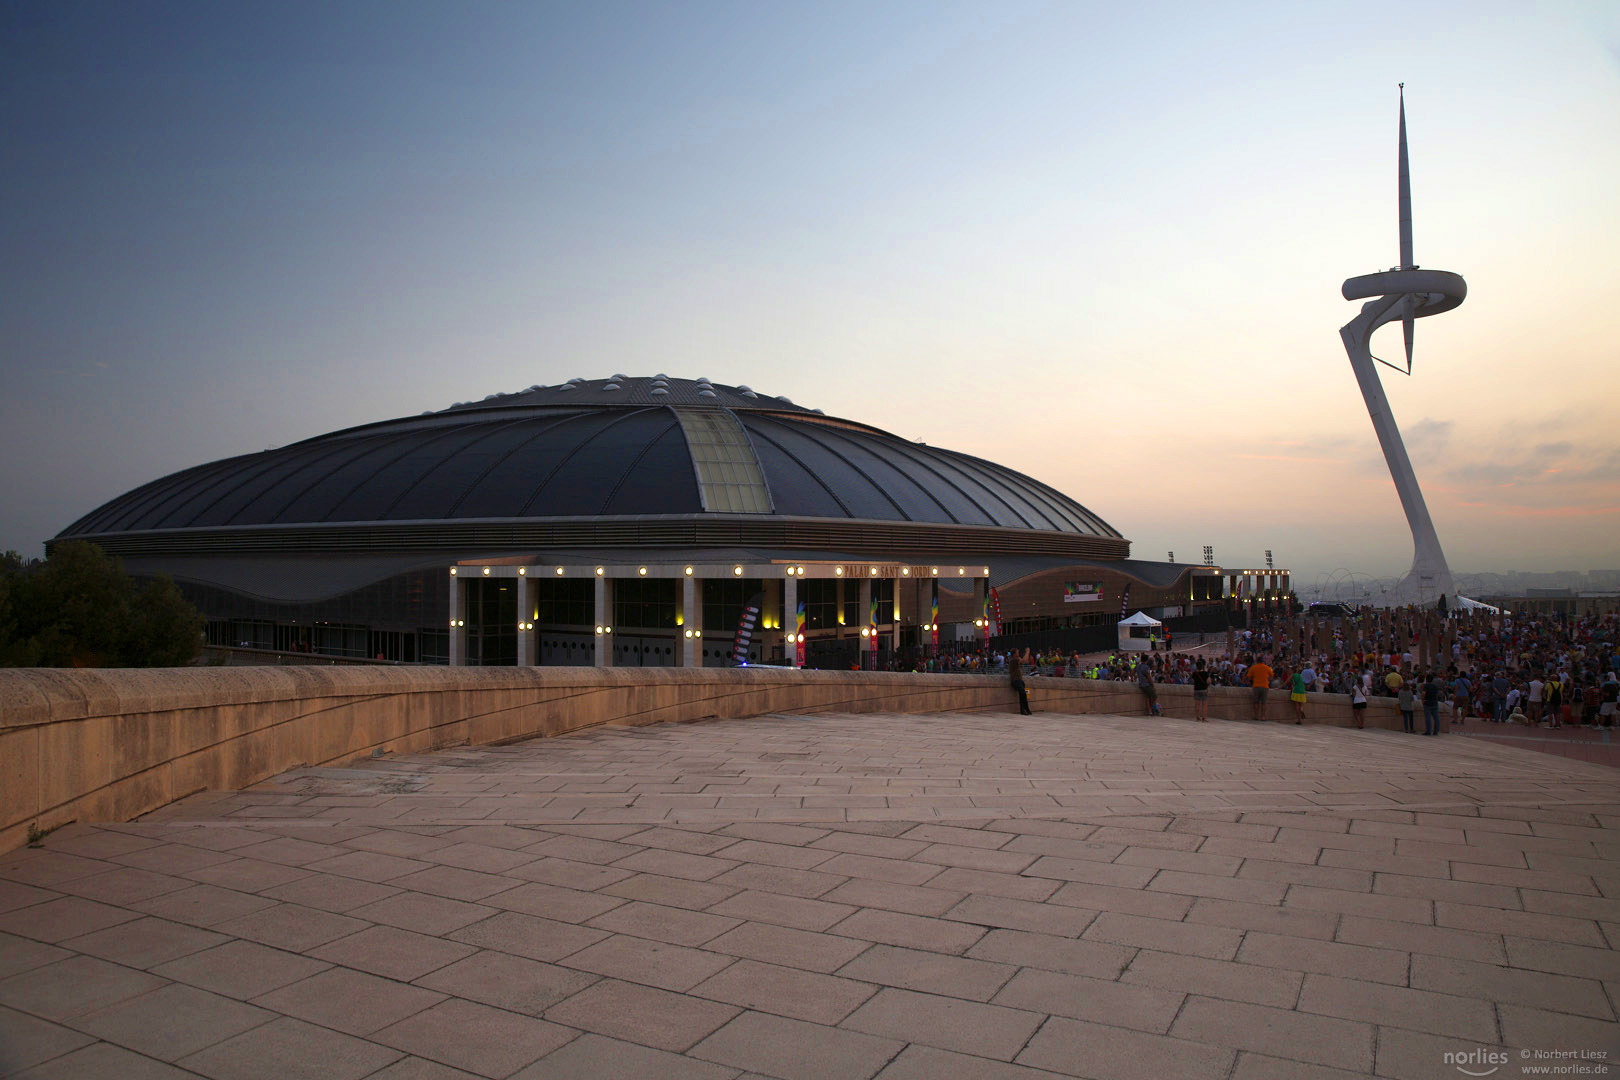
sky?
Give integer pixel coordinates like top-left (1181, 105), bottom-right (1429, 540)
top-left (3, 0), bottom-right (1618, 587)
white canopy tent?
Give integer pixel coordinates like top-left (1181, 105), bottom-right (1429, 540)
top-left (1117, 610), bottom-right (1163, 653)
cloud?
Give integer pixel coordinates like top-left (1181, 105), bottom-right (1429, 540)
top-left (1405, 417), bottom-right (1453, 452)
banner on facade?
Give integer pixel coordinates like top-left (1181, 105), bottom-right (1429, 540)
top-left (1063, 582), bottom-right (1103, 603)
top-left (732, 591), bottom-right (764, 666)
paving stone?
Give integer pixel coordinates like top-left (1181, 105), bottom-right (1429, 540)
top-left (966, 927), bottom-right (1135, 979)
top-left (1503, 936), bottom-right (1620, 980)
top-left (0, 1004), bottom-right (96, 1076)
top-left (252, 966), bottom-right (444, 1036)
top-left (944, 893), bottom-right (1097, 937)
top-left (0, 852), bottom-right (113, 888)
top-left (0, 881), bottom-right (60, 916)
top-left (836, 943), bottom-right (1015, 1003)
top-left (213, 902), bottom-right (370, 952)
top-left (1228, 1051), bottom-right (1370, 1080)
top-left (1334, 914), bottom-right (1506, 963)
top-left (0, 955), bottom-right (166, 1021)
top-left (689, 1010), bottom-right (903, 1080)
top-left (483, 881), bottom-right (627, 922)
top-left (1371, 1025), bottom-right (1515, 1080)
top-left (152, 939), bottom-right (330, 999)
top-left (1145, 870), bottom-right (1287, 905)
top-left (690, 956), bottom-right (878, 1024)
top-left (706, 888), bottom-right (855, 931)
top-left (112, 845), bottom-right (239, 876)
top-left (69, 981), bottom-right (273, 1059)
top-left (512, 1033), bottom-right (738, 1080)
top-left (183, 858), bottom-right (317, 893)
top-left (178, 1016), bottom-right (403, 1080)
top-left (1121, 949), bottom-right (1303, 1008)
top-left (1236, 930), bottom-right (1408, 985)
top-left (1282, 885), bottom-right (1432, 925)
top-left (704, 920), bottom-right (870, 973)
top-left (0, 932), bottom-right (71, 980)
top-left (303, 850), bottom-right (435, 883)
top-left (1496, 1003), bottom-right (1620, 1054)
top-left (371, 998), bottom-right (575, 1078)
top-left (525, 834), bottom-right (646, 865)
top-left (874, 1043), bottom-right (1071, 1080)
top-left (129, 884), bottom-right (279, 929)
top-left (814, 853), bottom-right (945, 886)
top-left (842, 985), bottom-right (1043, 1061)
top-left (361, 1057), bottom-right (485, 1080)
top-left (818, 878), bottom-right (965, 916)
top-left (414, 949), bottom-right (596, 1016)
top-left (1409, 953), bottom-right (1614, 1019)
top-left (1017, 1015), bottom-right (1235, 1080)
top-left (1184, 896), bottom-right (1340, 940)
top-left (259, 872), bottom-right (403, 913)
top-left (0, 896), bottom-right (143, 943)
top-left (598, 872), bottom-right (741, 911)
top-left (1169, 996), bottom-right (1374, 1072)
top-left (8, 1039), bottom-right (202, 1080)
top-left (809, 832), bottom-right (930, 859)
top-left (561, 933), bottom-right (735, 992)
top-left (1049, 880), bottom-right (1192, 921)
top-left (1019, 856), bottom-right (1158, 889)
top-left (585, 900), bottom-right (740, 946)
top-left (829, 908), bottom-right (985, 956)
top-left (348, 892), bottom-right (496, 936)
top-left (1295, 972), bottom-right (1498, 1041)
top-left (544, 976), bottom-right (739, 1050)
top-left (714, 839), bottom-right (841, 870)
top-left (1082, 911), bottom-right (1242, 961)
top-left (993, 966), bottom-right (1184, 1032)
top-left (1434, 900), bottom-right (1608, 946)
top-left (52, 867), bottom-right (194, 907)
top-left (1236, 860), bottom-right (1373, 892)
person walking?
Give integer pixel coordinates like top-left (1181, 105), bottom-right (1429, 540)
top-left (1009, 657), bottom-right (1032, 715)
top-left (1289, 670), bottom-right (1307, 724)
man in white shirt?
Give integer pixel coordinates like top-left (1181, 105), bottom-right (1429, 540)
top-left (1527, 676), bottom-right (1544, 724)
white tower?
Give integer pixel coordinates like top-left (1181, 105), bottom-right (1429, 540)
top-left (1339, 86), bottom-right (1466, 610)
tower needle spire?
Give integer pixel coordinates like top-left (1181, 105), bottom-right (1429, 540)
top-left (1398, 84), bottom-right (1414, 368)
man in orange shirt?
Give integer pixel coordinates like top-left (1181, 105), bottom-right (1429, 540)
top-left (1248, 656), bottom-right (1274, 722)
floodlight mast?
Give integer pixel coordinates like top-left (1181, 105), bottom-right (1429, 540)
top-left (1338, 86), bottom-right (1466, 609)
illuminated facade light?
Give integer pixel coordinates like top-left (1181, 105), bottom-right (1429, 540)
top-left (604, 626), bottom-right (612, 633)
top-left (595, 625), bottom-right (603, 634)
top-left (638, 567), bottom-right (647, 576)
top-left (482, 567), bottom-right (490, 575)
top-left (733, 566), bottom-right (743, 576)
top-left (449, 568), bottom-right (457, 576)
top-left (684, 566), bottom-right (694, 575)
top-left (860, 628), bottom-right (870, 637)
top-left (869, 567), bottom-right (878, 576)
top-left (835, 567), bottom-right (843, 576)
top-left (595, 566), bottom-right (604, 576)
top-left (901, 567), bottom-right (909, 575)
top-left (555, 567), bottom-right (564, 575)
top-left (785, 633), bottom-right (797, 643)
top-left (518, 567), bottom-right (526, 575)
top-left (796, 566), bottom-right (804, 574)
top-left (684, 629), bottom-right (693, 638)
top-left (958, 567), bottom-right (965, 575)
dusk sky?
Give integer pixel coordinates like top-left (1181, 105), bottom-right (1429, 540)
top-left (4, 1), bottom-right (1617, 586)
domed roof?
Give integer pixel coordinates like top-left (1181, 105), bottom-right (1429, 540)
top-left (62, 377), bottom-right (1122, 547)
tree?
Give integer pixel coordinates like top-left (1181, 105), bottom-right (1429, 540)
top-left (0, 541), bottom-right (204, 667)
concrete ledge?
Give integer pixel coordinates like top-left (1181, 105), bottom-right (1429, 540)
top-left (0, 666), bottom-right (1405, 852)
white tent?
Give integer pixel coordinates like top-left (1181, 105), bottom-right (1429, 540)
top-left (1117, 610), bottom-right (1163, 652)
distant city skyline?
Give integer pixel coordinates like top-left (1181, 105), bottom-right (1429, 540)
top-left (3, 1), bottom-right (1617, 581)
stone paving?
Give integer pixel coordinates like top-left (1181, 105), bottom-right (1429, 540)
top-left (2, 710), bottom-right (1617, 1080)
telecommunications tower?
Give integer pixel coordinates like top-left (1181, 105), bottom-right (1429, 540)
top-left (1338, 86), bottom-right (1466, 609)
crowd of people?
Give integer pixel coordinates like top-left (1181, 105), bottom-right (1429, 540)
top-left (884, 608), bottom-right (1620, 730)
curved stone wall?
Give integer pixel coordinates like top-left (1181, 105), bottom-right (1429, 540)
top-left (0, 667), bottom-right (1401, 852)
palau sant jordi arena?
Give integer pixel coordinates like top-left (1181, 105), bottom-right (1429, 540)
top-left (55, 376), bottom-right (1284, 668)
